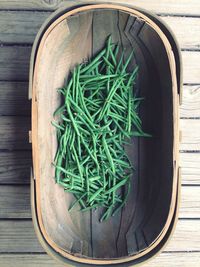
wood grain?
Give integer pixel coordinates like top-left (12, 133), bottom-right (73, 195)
top-left (0, 220), bottom-right (43, 253)
top-left (0, 116), bottom-right (31, 150)
top-left (0, 82), bottom-right (30, 116)
top-left (0, 0), bottom-right (199, 15)
top-left (0, 46), bottom-right (31, 81)
top-left (0, 152), bottom-right (198, 186)
top-left (144, 252), bottom-right (200, 267)
top-left (0, 2), bottom-right (198, 265)
top-left (162, 16), bottom-right (200, 50)
top-left (0, 151), bottom-right (31, 184)
top-left (180, 120), bottom-right (200, 151)
top-left (182, 51), bottom-right (200, 84)
top-left (0, 11), bottom-right (50, 44)
top-left (0, 252), bottom-right (199, 267)
top-left (167, 220), bottom-right (200, 251)
top-left (180, 85), bottom-right (200, 118)
top-left (0, 219), bottom-right (199, 253)
top-left (0, 46), bottom-right (199, 84)
top-left (180, 153), bottom-right (200, 185)
top-left (179, 186), bottom-right (200, 219)
top-left (0, 185), bottom-right (198, 219)
top-left (0, 83), bottom-right (198, 121)
top-left (0, 186), bottom-right (31, 218)
top-left (0, 11), bottom-right (200, 51)
top-left (0, 117), bottom-right (195, 152)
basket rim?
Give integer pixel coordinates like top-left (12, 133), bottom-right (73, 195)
top-left (31, 3), bottom-right (180, 265)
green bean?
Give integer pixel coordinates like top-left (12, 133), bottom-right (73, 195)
top-left (51, 121), bottom-right (65, 131)
top-left (112, 180), bottom-right (131, 217)
top-left (53, 105), bottom-right (65, 117)
top-left (89, 187), bottom-right (104, 203)
top-left (53, 35), bottom-right (150, 222)
top-left (68, 192), bottom-right (87, 212)
top-left (102, 135), bottom-right (115, 174)
top-left (65, 101), bottom-right (80, 136)
top-left (81, 204), bottom-right (99, 212)
top-left (105, 178), bottom-right (128, 195)
top-left (100, 206), bottom-right (113, 222)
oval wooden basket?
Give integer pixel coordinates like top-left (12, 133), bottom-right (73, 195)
top-left (30, 2), bottom-right (182, 266)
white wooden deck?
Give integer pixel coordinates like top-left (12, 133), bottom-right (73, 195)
top-left (0, 0), bottom-right (199, 266)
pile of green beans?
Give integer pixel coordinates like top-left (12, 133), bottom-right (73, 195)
top-left (52, 36), bottom-right (149, 222)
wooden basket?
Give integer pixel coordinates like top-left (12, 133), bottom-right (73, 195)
top-left (30, 2), bottom-right (182, 266)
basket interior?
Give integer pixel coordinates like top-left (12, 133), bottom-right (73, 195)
top-left (34, 8), bottom-right (174, 259)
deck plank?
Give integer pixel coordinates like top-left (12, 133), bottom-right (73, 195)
top-left (0, 46), bottom-right (31, 81)
top-left (0, 117), bottom-right (197, 152)
top-left (0, 12), bottom-right (200, 50)
top-left (0, 185), bottom-right (198, 219)
top-left (179, 186), bottom-right (200, 218)
top-left (180, 85), bottom-right (200, 118)
top-left (0, 11), bottom-right (50, 44)
top-left (0, 81), bottom-right (30, 116)
top-left (0, 220), bottom-right (43, 253)
top-left (0, 252), bottom-right (199, 267)
top-left (180, 120), bottom-right (200, 151)
top-left (0, 116), bottom-right (30, 150)
top-left (0, 151), bottom-right (31, 184)
top-left (0, 152), bottom-right (199, 185)
top-left (144, 252), bottom-right (200, 267)
top-left (0, 186), bottom-right (31, 218)
top-left (180, 153), bottom-right (200, 185)
top-left (0, 1), bottom-right (199, 266)
top-left (0, 83), bottom-right (199, 118)
top-left (0, 46), bottom-right (199, 83)
top-left (161, 16), bottom-right (200, 50)
top-left (167, 220), bottom-right (200, 251)
top-left (0, 220), bottom-right (199, 253)
top-left (0, 0), bottom-right (199, 15)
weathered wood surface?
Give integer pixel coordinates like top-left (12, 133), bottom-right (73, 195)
top-left (0, 11), bottom-right (50, 44)
top-left (161, 16), bottom-right (200, 51)
top-left (0, 46), bottom-right (31, 81)
top-left (180, 120), bottom-right (200, 151)
top-left (180, 85), bottom-right (200, 118)
top-left (0, 1), bottom-right (199, 266)
top-left (0, 185), bottom-right (198, 219)
top-left (0, 82), bottom-right (198, 118)
top-left (0, 220), bottom-right (42, 253)
top-left (1, 46), bottom-right (199, 84)
top-left (0, 151), bottom-right (31, 184)
top-left (179, 186), bottom-right (200, 218)
top-left (0, 252), bottom-right (199, 267)
top-left (0, 186), bottom-right (31, 218)
top-left (0, 220), bottom-right (199, 253)
top-left (0, 82), bottom-right (30, 116)
top-left (0, 116), bottom-right (30, 150)
top-left (0, 0), bottom-right (199, 15)
top-left (180, 153), bottom-right (200, 185)
top-left (0, 117), bottom-right (197, 152)
top-left (0, 12), bottom-right (200, 51)
top-left (0, 152), bottom-right (199, 185)
top-left (144, 252), bottom-right (200, 267)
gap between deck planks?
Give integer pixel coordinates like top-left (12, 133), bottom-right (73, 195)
top-left (0, 0), bottom-right (199, 15)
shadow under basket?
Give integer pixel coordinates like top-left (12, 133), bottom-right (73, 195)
top-left (30, 2), bottom-right (182, 266)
